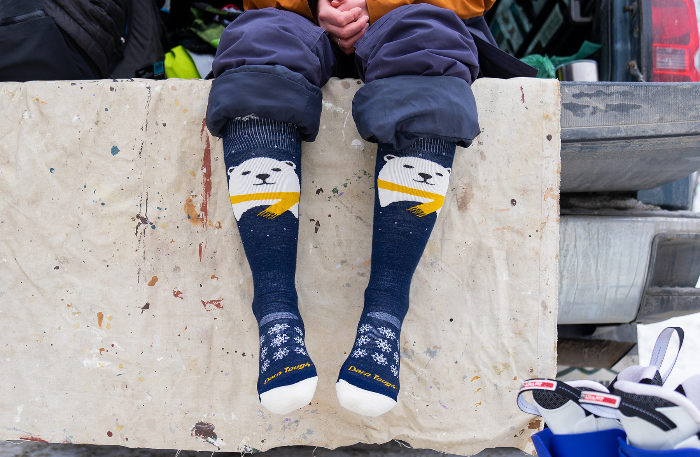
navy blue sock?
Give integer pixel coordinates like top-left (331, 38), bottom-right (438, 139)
top-left (223, 117), bottom-right (317, 413)
top-left (336, 138), bottom-right (456, 416)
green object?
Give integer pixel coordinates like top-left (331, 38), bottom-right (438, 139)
top-left (189, 6), bottom-right (226, 49)
top-left (164, 45), bottom-right (201, 79)
top-left (521, 41), bottom-right (602, 78)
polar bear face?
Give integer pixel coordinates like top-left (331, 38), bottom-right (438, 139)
top-left (227, 157), bottom-right (300, 221)
top-left (377, 154), bottom-right (451, 217)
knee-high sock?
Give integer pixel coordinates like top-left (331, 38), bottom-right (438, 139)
top-left (336, 138), bottom-right (456, 416)
top-left (224, 117), bottom-right (317, 415)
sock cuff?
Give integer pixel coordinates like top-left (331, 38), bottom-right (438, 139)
top-left (398, 137), bottom-right (456, 157)
top-left (225, 116), bottom-right (301, 153)
top-left (259, 311), bottom-right (299, 328)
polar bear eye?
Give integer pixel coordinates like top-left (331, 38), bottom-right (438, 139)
top-left (436, 172), bottom-right (443, 177)
top-left (403, 165), bottom-right (414, 169)
top-left (241, 171), bottom-right (251, 175)
top-left (271, 168), bottom-right (281, 172)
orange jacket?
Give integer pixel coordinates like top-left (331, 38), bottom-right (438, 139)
top-left (243, 0), bottom-right (495, 25)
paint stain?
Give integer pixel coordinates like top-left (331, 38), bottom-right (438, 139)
top-left (492, 362), bottom-right (510, 375)
top-left (184, 197), bottom-right (201, 225)
top-left (74, 323), bottom-right (79, 329)
top-left (200, 119), bottom-right (212, 228)
top-left (119, 364), bottom-right (123, 369)
top-left (201, 298), bottom-right (224, 311)
top-left (19, 436), bottom-right (48, 443)
top-left (520, 86), bottom-right (525, 104)
top-left (511, 199), bottom-right (517, 206)
top-left (173, 289), bottom-right (184, 300)
top-left (528, 418), bottom-right (542, 429)
top-left (191, 422), bottom-right (219, 447)
top-left (116, 425), bottom-right (124, 432)
top-left (107, 431), bottom-right (113, 437)
top-left (106, 323), bottom-right (111, 329)
top-left (543, 186), bottom-right (558, 201)
top-left (97, 312), bottom-right (104, 328)
top-left (316, 188), bottom-right (323, 195)
top-left (457, 182), bottom-right (473, 213)
top-left (546, 134), bottom-right (553, 141)
top-left (99, 347), bottom-right (105, 355)
top-left (341, 81), bottom-right (350, 89)
top-left (363, 258), bottom-right (371, 266)
top-left (480, 151), bottom-right (486, 161)
top-left (148, 276), bottom-right (158, 286)
top-left (471, 376), bottom-right (480, 382)
top-left (140, 302), bottom-right (150, 314)
top-left (50, 168), bottom-right (55, 173)
top-left (211, 275), bottom-right (218, 280)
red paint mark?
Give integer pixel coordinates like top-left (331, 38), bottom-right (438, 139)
top-left (201, 298), bottom-right (224, 311)
top-left (200, 119), bottom-right (212, 229)
top-left (107, 431), bottom-right (113, 437)
top-left (99, 347), bottom-right (105, 355)
top-left (184, 325), bottom-right (187, 330)
top-left (173, 289), bottom-right (184, 300)
top-left (20, 436), bottom-right (48, 442)
top-left (199, 242), bottom-right (203, 262)
top-left (520, 86), bottom-right (525, 103)
top-left (97, 311), bottom-right (104, 328)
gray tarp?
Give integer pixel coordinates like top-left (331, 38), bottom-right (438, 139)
top-left (0, 77), bottom-right (560, 455)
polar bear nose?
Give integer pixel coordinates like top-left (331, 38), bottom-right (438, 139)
top-left (418, 173), bottom-right (432, 180)
top-left (256, 173), bottom-right (270, 181)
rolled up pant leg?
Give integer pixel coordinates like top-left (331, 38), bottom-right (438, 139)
top-left (206, 9), bottom-right (335, 141)
top-left (352, 4), bottom-right (482, 149)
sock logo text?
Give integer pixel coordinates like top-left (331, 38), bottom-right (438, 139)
top-left (348, 366), bottom-right (396, 389)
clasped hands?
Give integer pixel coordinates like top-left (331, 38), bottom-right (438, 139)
top-left (317, 0), bottom-right (370, 54)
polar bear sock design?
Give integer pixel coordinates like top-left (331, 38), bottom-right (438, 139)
top-left (223, 117), bottom-right (318, 415)
top-left (336, 138), bottom-right (456, 416)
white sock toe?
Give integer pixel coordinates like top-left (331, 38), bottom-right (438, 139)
top-left (260, 376), bottom-right (318, 415)
top-left (336, 379), bottom-right (397, 417)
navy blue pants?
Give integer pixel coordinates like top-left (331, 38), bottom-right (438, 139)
top-left (206, 4), bottom-right (484, 149)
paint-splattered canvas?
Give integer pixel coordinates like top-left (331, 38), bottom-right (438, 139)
top-left (0, 78), bottom-right (560, 455)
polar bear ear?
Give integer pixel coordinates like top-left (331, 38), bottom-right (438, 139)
top-left (227, 166), bottom-right (236, 176)
top-left (284, 161), bottom-right (296, 170)
top-left (384, 154), bottom-right (397, 162)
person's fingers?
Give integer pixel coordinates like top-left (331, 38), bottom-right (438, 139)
top-left (332, 6), bottom-right (362, 26)
top-left (338, 22), bottom-right (369, 51)
top-left (337, 15), bottom-right (368, 38)
top-left (330, 0), bottom-right (344, 7)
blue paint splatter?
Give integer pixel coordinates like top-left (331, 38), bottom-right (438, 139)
top-left (50, 168), bottom-right (55, 173)
top-left (151, 225), bottom-right (156, 229)
top-left (101, 203), bottom-right (105, 206)
top-left (105, 108), bottom-right (108, 111)
top-left (111, 146), bottom-right (120, 156)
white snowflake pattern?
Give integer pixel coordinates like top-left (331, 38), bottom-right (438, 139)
top-left (294, 336), bottom-right (305, 346)
top-left (260, 346), bottom-right (268, 358)
top-left (294, 347), bottom-right (307, 356)
top-left (390, 364), bottom-right (399, 377)
top-left (260, 335), bottom-right (265, 345)
top-left (273, 347), bottom-right (289, 361)
top-left (356, 335), bottom-right (371, 346)
top-left (394, 352), bottom-right (400, 363)
top-left (351, 349), bottom-right (367, 358)
top-left (359, 324), bottom-right (373, 334)
top-left (261, 359), bottom-right (270, 373)
top-left (371, 352), bottom-right (388, 365)
top-left (268, 323), bottom-right (290, 335)
top-left (378, 327), bottom-right (396, 340)
top-left (270, 334), bottom-right (289, 347)
top-left (294, 327), bottom-right (303, 335)
top-left (376, 338), bottom-right (392, 353)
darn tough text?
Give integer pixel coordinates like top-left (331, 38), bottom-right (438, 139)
top-left (263, 362), bottom-right (312, 385)
top-left (348, 366), bottom-right (396, 389)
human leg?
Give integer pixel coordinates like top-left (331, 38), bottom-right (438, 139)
top-left (207, 9), bottom-right (335, 414)
top-left (336, 4), bottom-right (481, 416)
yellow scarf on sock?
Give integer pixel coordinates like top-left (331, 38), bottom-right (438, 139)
top-left (376, 179), bottom-right (445, 217)
top-left (230, 192), bottom-right (300, 219)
